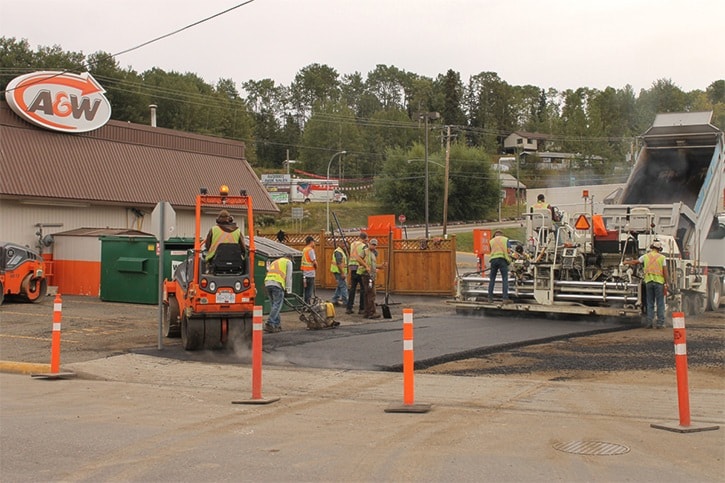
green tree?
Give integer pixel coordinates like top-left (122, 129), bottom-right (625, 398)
top-left (298, 101), bottom-right (364, 177)
top-left (435, 69), bottom-right (466, 126)
top-left (289, 63), bottom-right (340, 122)
top-left (377, 143), bottom-right (497, 224)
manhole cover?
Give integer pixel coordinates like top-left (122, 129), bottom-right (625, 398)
top-left (553, 441), bottom-right (630, 456)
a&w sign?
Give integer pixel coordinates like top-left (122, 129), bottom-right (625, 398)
top-left (5, 71), bottom-right (112, 133)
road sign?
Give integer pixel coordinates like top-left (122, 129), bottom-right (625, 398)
top-left (291, 207), bottom-right (304, 220)
top-left (151, 201), bottom-right (176, 241)
top-left (398, 214), bottom-right (406, 224)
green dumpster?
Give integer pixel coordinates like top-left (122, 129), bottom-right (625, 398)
top-left (100, 236), bottom-right (194, 304)
top-left (251, 237), bottom-right (303, 314)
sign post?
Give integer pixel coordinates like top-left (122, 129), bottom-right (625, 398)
top-left (152, 202), bottom-right (176, 349)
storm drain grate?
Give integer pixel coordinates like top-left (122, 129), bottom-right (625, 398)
top-left (553, 441), bottom-right (630, 456)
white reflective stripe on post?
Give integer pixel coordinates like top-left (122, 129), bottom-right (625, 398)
top-left (52, 323), bottom-right (61, 331)
top-left (672, 314), bottom-right (685, 329)
top-left (674, 344), bottom-right (687, 355)
top-left (254, 307), bottom-right (263, 318)
top-left (404, 340), bottom-right (414, 351)
top-left (54, 302), bottom-right (62, 312)
top-left (403, 311), bottom-right (413, 324)
top-left (253, 322), bottom-right (263, 331)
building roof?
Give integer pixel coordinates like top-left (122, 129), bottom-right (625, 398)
top-left (53, 228), bottom-right (153, 237)
top-left (507, 131), bottom-right (550, 140)
top-left (0, 101), bottom-right (279, 214)
top-left (500, 173), bottom-right (527, 189)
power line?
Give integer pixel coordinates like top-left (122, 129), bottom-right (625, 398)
top-left (110, 1), bottom-right (256, 59)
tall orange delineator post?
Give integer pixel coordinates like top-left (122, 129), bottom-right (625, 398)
top-left (385, 308), bottom-right (431, 413)
top-left (50, 293), bottom-right (62, 373)
top-left (232, 306), bottom-right (279, 405)
top-left (32, 293), bottom-right (75, 380)
top-left (651, 312), bottom-right (719, 433)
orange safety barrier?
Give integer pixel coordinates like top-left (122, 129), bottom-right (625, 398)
top-left (50, 293), bottom-right (62, 373)
top-left (672, 312), bottom-right (691, 426)
top-left (232, 306), bottom-right (279, 405)
top-left (651, 312), bottom-right (720, 433)
top-left (403, 308), bottom-right (415, 404)
top-left (385, 308), bottom-right (431, 413)
top-left (31, 293), bottom-right (75, 379)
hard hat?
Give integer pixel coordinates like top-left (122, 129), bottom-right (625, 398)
top-left (650, 240), bottom-right (663, 251)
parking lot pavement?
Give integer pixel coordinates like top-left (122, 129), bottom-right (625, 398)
top-left (1, 355), bottom-right (723, 482)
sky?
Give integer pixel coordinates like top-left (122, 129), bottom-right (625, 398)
top-left (2, 0), bottom-right (723, 94)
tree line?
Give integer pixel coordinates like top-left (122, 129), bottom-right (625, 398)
top-left (1, 37), bottom-right (723, 222)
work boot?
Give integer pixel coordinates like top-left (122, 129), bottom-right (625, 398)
top-left (358, 309), bottom-right (365, 315)
top-left (345, 309), bottom-right (353, 314)
top-left (366, 314), bottom-right (381, 319)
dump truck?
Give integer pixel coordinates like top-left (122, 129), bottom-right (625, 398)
top-left (0, 242), bottom-right (48, 304)
top-left (162, 186), bottom-right (256, 350)
top-left (450, 111), bottom-right (724, 319)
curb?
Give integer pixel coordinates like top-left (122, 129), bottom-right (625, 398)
top-left (0, 361), bottom-right (51, 375)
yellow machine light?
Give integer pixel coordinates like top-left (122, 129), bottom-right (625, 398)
top-left (220, 185), bottom-right (230, 196)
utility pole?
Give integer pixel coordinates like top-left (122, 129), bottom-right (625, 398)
top-left (443, 125), bottom-right (452, 238)
top-left (417, 112), bottom-right (440, 239)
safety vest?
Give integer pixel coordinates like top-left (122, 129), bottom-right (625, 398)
top-left (265, 258), bottom-right (290, 288)
top-left (206, 226), bottom-right (241, 261)
top-left (534, 201), bottom-right (549, 209)
top-left (643, 250), bottom-right (666, 284)
top-left (301, 245), bottom-right (315, 271)
top-left (349, 240), bottom-right (364, 268)
top-left (489, 235), bottom-right (511, 262)
top-left (330, 247), bottom-right (348, 275)
top-left (356, 247), bottom-right (374, 275)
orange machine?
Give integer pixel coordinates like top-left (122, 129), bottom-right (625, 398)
top-left (163, 186), bottom-right (257, 350)
top-left (0, 242), bottom-right (47, 304)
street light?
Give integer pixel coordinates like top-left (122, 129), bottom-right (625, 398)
top-left (326, 150), bottom-right (347, 234)
top-left (415, 112), bottom-right (440, 238)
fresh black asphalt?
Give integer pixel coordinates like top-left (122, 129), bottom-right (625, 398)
top-left (137, 313), bottom-right (628, 371)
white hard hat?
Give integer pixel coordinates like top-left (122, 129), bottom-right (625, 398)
top-left (650, 240), bottom-right (663, 251)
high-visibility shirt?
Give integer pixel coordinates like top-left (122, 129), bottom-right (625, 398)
top-left (330, 247), bottom-right (348, 276)
top-left (206, 226), bottom-right (241, 261)
top-left (642, 250), bottom-right (666, 284)
top-left (349, 240), bottom-right (364, 268)
top-left (534, 201), bottom-right (550, 209)
top-left (265, 257), bottom-right (291, 289)
top-left (356, 247), bottom-right (376, 277)
top-left (489, 235), bottom-right (511, 262)
top-left (301, 245), bottom-right (316, 272)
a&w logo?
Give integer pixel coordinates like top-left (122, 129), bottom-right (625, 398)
top-left (5, 71), bottom-right (112, 133)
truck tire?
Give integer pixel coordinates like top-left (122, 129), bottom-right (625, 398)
top-left (0, 281), bottom-right (4, 305)
top-left (707, 275), bottom-right (722, 311)
top-left (693, 293), bottom-right (707, 316)
top-left (163, 297), bottom-right (181, 338)
top-left (181, 315), bottom-right (204, 350)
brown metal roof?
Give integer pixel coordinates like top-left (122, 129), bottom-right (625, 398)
top-left (0, 101), bottom-right (279, 213)
top-left (53, 228), bottom-right (154, 237)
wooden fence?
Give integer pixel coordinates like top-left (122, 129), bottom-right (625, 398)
top-left (257, 231), bottom-right (456, 296)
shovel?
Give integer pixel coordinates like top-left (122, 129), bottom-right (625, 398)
top-left (381, 229), bottom-right (394, 319)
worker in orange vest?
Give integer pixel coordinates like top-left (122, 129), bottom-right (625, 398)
top-left (301, 236), bottom-right (317, 304)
